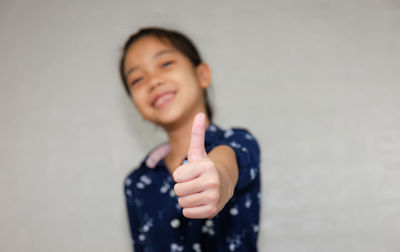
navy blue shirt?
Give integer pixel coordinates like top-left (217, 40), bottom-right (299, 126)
top-left (124, 124), bottom-right (261, 252)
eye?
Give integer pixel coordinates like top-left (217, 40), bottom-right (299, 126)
top-left (161, 61), bottom-right (174, 68)
top-left (130, 77), bottom-right (143, 86)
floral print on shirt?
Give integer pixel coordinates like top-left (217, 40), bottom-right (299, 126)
top-left (124, 124), bottom-right (261, 251)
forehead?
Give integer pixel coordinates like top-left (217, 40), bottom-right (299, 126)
top-left (126, 36), bottom-right (177, 60)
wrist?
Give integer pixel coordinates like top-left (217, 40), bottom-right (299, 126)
top-left (214, 160), bottom-right (237, 200)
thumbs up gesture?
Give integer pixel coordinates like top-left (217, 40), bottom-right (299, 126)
top-left (173, 113), bottom-right (238, 219)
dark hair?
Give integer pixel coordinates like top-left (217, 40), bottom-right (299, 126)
top-left (119, 27), bottom-right (213, 121)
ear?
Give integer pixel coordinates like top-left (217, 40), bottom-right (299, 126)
top-left (196, 63), bottom-right (212, 89)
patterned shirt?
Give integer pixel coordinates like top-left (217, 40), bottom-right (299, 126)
top-left (124, 124), bottom-right (261, 252)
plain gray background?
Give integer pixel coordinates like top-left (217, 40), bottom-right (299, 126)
top-left (1, 0), bottom-right (399, 251)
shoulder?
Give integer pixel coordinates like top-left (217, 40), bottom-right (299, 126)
top-left (225, 127), bottom-right (258, 142)
top-left (123, 142), bottom-right (169, 187)
top-left (123, 160), bottom-right (148, 189)
top-left (208, 125), bottom-right (260, 151)
top-left (206, 125), bottom-right (260, 167)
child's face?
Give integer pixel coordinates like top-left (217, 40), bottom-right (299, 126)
top-left (123, 36), bottom-right (211, 127)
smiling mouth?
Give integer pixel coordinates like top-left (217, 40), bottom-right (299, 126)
top-left (152, 91), bottom-right (176, 109)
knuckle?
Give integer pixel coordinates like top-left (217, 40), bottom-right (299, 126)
top-left (215, 178), bottom-right (221, 187)
top-left (208, 191), bottom-right (219, 203)
top-left (215, 190), bottom-right (221, 202)
top-left (207, 178), bottom-right (220, 188)
top-left (228, 187), bottom-right (234, 198)
top-left (205, 160), bottom-right (216, 170)
top-left (173, 164), bottom-right (188, 182)
top-left (208, 205), bottom-right (218, 217)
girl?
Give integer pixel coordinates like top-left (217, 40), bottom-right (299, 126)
top-left (120, 27), bottom-right (261, 252)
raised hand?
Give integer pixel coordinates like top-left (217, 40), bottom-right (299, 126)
top-left (173, 112), bottom-right (235, 219)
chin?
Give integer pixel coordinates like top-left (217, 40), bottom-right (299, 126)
top-left (153, 109), bottom-right (186, 128)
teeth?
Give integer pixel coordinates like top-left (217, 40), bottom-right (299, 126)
top-left (154, 93), bottom-right (174, 108)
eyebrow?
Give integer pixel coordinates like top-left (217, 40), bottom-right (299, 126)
top-left (125, 49), bottom-right (176, 77)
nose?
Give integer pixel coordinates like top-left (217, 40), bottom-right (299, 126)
top-left (148, 74), bottom-right (163, 91)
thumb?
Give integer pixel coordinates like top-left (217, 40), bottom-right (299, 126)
top-left (188, 112), bottom-right (207, 163)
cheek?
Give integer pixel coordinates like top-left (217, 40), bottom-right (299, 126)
top-left (131, 91), bottom-right (147, 109)
top-left (183, 79), bottom-right (203, 99)
top-left (176, 71), bottom-right (202, 90)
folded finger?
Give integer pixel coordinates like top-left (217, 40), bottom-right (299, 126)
top-left (174, 177), bottom-right (210, 197)
top-left (182, 204), bottom-right (218, 219)
top-left (178, 191), bottom-right (212, 208)
top-left (173, 163), bottom-right (202, 183)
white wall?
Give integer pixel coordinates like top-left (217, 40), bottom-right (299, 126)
top-left (1, 0), bottom-right (399, 251)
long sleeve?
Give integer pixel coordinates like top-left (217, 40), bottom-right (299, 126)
top-left (211, 128), bottom-right (261, 251)
top-left (122, 124), bottom-right (261, 251)
top-left (124, 179), bottom-right (144, 252)
top-left (212, 128), bottom-right (261, 192)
